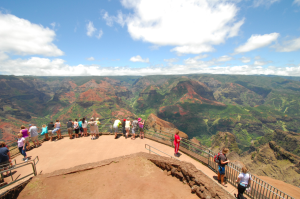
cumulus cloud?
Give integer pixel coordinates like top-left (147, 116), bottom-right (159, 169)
top-left (102, 11), bottom-right (125, 27)
top-left (234, 33), bottom-right (279, 53)
top-left (86, 21), bottom-right (97, 37)
top-left (253, 0), bottom-right (280, 7)
top-left (294, 0), bottom-right (300, 5)
top-left (272, 37), bottom-right (300, 52)
top-left (216, 55), bottom-right (232, 62)
top-left (0, 12), bottom-right (63, 56)
top-left (96, 30), bottom-right (103, 39)
top-left (1, 54), bottom-right (300, 77)
top-left (254, 61), bottom-right (268, 66)
top-left (241, 57), bottom-right (251, 63)
top-left (87, 57), bottom-right (95, 61)
top-left (129, 55), bottom-right (149, 63)
top-left (115, 0), bottom-right (244, 55)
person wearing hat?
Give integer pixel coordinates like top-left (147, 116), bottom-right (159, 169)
top-left (125, 118), bottom-right (131, 139)
top-left (113, 118), bottom-right (122, 139)
top-left (28, 124), bottom-right (40, 148)
top-left (122, 119), bottom-right (126, 138)
top-left (88, 117), bottom-right (97, 140)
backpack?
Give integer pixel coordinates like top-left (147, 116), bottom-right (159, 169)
top-left (214, 152), bottom-right (222, 163)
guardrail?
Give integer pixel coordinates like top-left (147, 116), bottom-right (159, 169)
top-left (144, 128), bottom-right (295, 199)
top-left (145, 144), bottom-right (179, 161)
top-left (0, 156), bottom-right (39, 190)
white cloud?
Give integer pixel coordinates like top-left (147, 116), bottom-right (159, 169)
top-left (129, 55), bottom-right (149, 63)
top-left (0, 12), bottom-right (63, 56)
top-left (102, 11), bottom-right (125, 27)
top-left (294, 0), bottom-right (300, 5)
top-left (96, 30), bottom-right (103, 39)
top-left (241, 57), bottom-right (251, 63)
top-left (253, 0), bottom-right (280, 7)
top-left (254, 61), bottom-right (268, 66)
top-left (272, 37), bottom-right (300, 52)
top-left (216, 55), bottom-right (232, 62)
top-left (234, 33), bottom-right (279, 53)
top-left (164, 58), bottom-right (179, 63)
top-left (51, 22), bottom-right (56, 29)
top-left (118, 0), bottom-right (244, 55)
top-left (1, 54), bottom-right (300, 77)
top-left (87, 57), bottom-right (95, 61)
top-left (86, 21), bottom-right (97, 37)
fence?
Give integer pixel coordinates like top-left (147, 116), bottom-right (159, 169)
top-left (0, 156), bottom-right (39, 190)
top-left (144, 128), bottom-right (294, 199)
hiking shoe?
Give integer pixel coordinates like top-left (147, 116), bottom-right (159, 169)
top-left (25, 158), bottom-right (28, 162)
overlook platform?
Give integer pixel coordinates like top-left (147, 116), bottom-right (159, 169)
top-left (1, 135), bottom-right (300, 198)
top-left (1, 135), bottom-right (239, 197)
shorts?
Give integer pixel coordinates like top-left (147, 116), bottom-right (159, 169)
top-left (114, 127), bottom-right (119, 133)
top-left (218, 165), bottom-right (225, 175)
top-left (139, 127), bottom-right (144, 132)
top-left (132, 128), bottom-right (136, 134)
top-left (24, 137), bottom-right (30, 142)
top-left (79, 127), bottom-right (83, 132)
top-left (31, 136), bottom-right (38, 142)
top-left (0, 160), bottom-right (10, 169)
top-left (48, 130), bottom-right (53, 136)
top-left (125, 127), bottom-right (130, 131)
top-left (75, 129), bottom-right (79, 134)
top-left (68, 127), bottom-right (73, 134)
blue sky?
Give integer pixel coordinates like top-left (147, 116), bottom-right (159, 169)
top-left (0, 0), bottom-right (300, 76)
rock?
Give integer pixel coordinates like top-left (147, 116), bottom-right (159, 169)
top-left (196, 188), bottom-right (204, 198)
top-left (171, 167), bottom-right (177, 175)
top-left (176, 171), bottom-right (183, 179)
top-left (191, 185), bottom-right (199, 193)
top-left (163, 170), bottom-right (168, 175)
top-left (199, 185), bottom-right (205, 192)
top-left (189, 181), bottom-right (195, 187)
top-left (167, 171), bottom-right (172, 176)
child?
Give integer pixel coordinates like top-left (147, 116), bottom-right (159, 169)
top-left (17, 133), bottom-right (28, 162)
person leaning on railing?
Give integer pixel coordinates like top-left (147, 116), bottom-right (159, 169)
top-left (217, 148), bottom-right (230, 187)
top-left (235, 166), bottom-right (252, 199)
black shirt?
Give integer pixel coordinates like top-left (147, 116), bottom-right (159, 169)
top-left (122, 120), bottom-right (125, 127)
top-left (48, 123), bottom-right (54, 130)
top-left (0, 147), bottom-right (9, 163)
top-left (67, 121), bottom-right (73, 128)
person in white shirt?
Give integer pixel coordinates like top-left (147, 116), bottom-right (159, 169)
top-left (236, 166), bottom-right (252, 199)
top-left (17, 133), bottom-right (28, 162)
top-left (113, 119), bottom-right (121, 139)
top-left (28, 124), bottom-right (40, 148)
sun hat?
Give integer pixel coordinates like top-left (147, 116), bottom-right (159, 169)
top-left (29, 124), bottom-right (32, 127)
top-left (123, 119), bottom-right (126, 121)
top-left (138, 118), bottom-right (141, 121)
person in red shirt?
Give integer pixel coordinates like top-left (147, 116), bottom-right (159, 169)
top-left (174, 131), bottom-right (181, 156)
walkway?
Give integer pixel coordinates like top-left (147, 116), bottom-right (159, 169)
top-left (3, 135), bottom-right (238, 196)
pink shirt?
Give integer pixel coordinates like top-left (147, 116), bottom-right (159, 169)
top-left (21, 129), bottom-right (29, 138)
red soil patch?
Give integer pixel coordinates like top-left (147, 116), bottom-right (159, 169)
top-left (68, 81), bottom-right (77, 89)
top-left (112, 109), bottom-right (135, 118)
top-left (18, 157), bottom-right (198, 199)
top-left (79, 89), bottom-right (104, 102)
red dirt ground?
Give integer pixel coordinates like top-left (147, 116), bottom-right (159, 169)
top-left (18, 157), bottom-right (199, 199)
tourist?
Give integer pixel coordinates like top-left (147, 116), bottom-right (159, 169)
top-left (122, 119), bottom-right (126, 138)
top-left (236, 166), bottom-right (252, 199)
top-left (138, 118), bottom-right (144, 139)
top-left (125, 118), bottom-right (131, 139)
top-left (28, 124), bottom-right (40, 148)
top-left (88, 117), bottom-right (97, 140)
top-left (67, 119), bottom-right (73, 139)
top-left (113, 118), bottom-right (121, 139)
top-left (82, 117), bottom-right (88, 137)
top-left (17, 133), bottom-right (28, 162)
top-left (48, 122), bottom-right (54, 141)
top-left (78, 119), bottom-right (83, 137)
top-left (20, 125), bottom-right (30, 150)
top-left (74, 119), bottom-right (80, 138)
top-left (131, 118), bottom-right (138, 140)
top-left (217, 148), bottom-right (230, 187)
top-left (0, 142), bottom-right (11, 175)
top-left (0, 142), bottom-right (12, 168)
top-left (174, 131), bottom-right (181, 156)
top-left (41, 124), bottom-right (49, 141)
top-left (52, 119), bottom-right (62, 140)
top-left (96, 118), bottom-right (101, 137)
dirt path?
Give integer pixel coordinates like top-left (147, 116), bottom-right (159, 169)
top-left (18, 157), bottom-right (199, 199)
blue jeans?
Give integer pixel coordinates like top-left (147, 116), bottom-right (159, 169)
top-left (218, 165), bottom-right (225, 175)
top-left (19, 146), bottom-right (27, 157)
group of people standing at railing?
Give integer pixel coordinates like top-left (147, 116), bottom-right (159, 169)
top-left (113, 117), bottom-right (145, 140)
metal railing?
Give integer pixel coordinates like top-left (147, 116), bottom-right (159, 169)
top-left (144, 128), bottom-right (295, 199)
top-left (145, 144), bottom-right (179, 161)
top-left (0, 156), bottom-right (39, 190)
